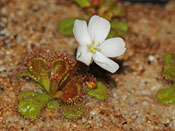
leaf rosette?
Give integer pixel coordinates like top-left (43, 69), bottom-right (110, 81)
top-left (17, 53), bottom-right (108, 119)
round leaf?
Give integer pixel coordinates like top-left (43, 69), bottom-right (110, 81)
top-left (47, 100), bottom-right (59, 109)
top-left (157, 86), bottom-right (175, 105)
top-left (58, 18), bottom-right (75, 35)
top-left (18, 98), bottom-right (43, 120)
top-left (111, 21), bottom-right (128, 35)
top-left (87, 82), bottom-right (108, 100)
top-left (62, 104), bottom-right (84, 119)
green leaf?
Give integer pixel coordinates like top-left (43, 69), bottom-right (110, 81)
top-left (98, 0), bottom-right (125, 20)
top-left (18, 92), bottom-right (51, 104)
top-left (163, 64), bottom-right (175, 81)
top-left (74, 0), bottom-right (90, 7)
top-left (17, 70), bottom-right (34, 79)
top-left (62, 104), bottom-right (84, 119)
top-left (35, 82), bottom-right (46, 92)
top-left (28, 57), bottom-right (50, 92)
top-left (162, 53), bottom-right (175, 81)
top-left (157, 86), bottom-right (175, 105)
top-left (107, 30), bottom-right (117, 39)
top-left (50, 59), bottom-right (68, 82)
top-left (34, 93), bottom-right (51, 105)
top-left (17, 92), bottom-right (51, 119)
top-left (49, 59), bottom-right (69, 96)
top-left (111, 21), bottom-right (128, 35)
top-left (47, 100), bottom-right (59, 109)
top-left (17, 70), bottom-right (40, 84)
top-left (18, 98), bottom-right (43, 119)
top-left (28, 58), bottom-right (48, 78)
top-left (87, 82), bottom-right (108, 100)
top-left (17, 70), bottom-right (46, 91)
top-left (58, 18), bottom-right (75, 35)
top-left (112, 6), bottom-right (125, 17)
top-left (18, 91), bottom-right (38, 100)
top-left (163, 53), bottom-right (173, 64)
top-left (57, 78), bottom-right (82, 104)
top-left (99, 0), bottom-right (115, 14)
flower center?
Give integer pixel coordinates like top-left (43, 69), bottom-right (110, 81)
top-left (88, 44), bottom-right (96, 53)
top-left (88, 41), bottom-right (101, 54)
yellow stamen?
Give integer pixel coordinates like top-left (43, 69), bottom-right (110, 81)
top-left (97, 48), bottom-right (101, 51)
top-left (88, 44), bottom-right (96, 53)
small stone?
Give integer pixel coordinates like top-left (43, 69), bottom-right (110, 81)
top-left (0, 61), bottom-right (3, 65)
top-left (90, 111), bottom-right (96, 116)
top-left (151, 86), bottom-right (157, 91)
top-left (1, 8), bottom-right (8, 15)
top-left (0, 66), bottom-right (6, 72)
top-left (148, 55), bottom-right (155, 61)
top-left (82, 117), bottom-right (86, 123)
top-left (142, 101), bottom-right (148, 106)
top-left (44, 108), bottom-right (58, 117)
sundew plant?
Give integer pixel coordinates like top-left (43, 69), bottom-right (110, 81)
top-left (17, 15), bottom-right (126, 119)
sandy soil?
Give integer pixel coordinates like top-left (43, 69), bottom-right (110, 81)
top-left (0, 0), bottom-right (175, 130)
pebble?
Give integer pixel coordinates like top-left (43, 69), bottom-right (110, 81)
top-left (0, 66), bottom-right (6, 72)
top-left (148, 55), bottom-right (155, 62)
top-left (142, 101), bottom-right (148, 106)
top-left (82, 117), bottom-right (86, 123)
top-left (113, 93), bottom-right (117, 98)
top-left (65, 122), bottom-right (70, 128)
top-left (1, 7), bottom-right (8, 15)
top-left (77, 119), bottom-right (82, 124)
top-left (151, 86), bottom-right (157, 91)
top-left (6, 51), bottom-right (11, 55)
top-left (9, 13), bottom-right (15, 19)
top-left (140, 90), bottom-right (149, 95)
top-left (0, 29), bottom-right (10, 36)
top-left (87, 120), bottom-right (92, 124)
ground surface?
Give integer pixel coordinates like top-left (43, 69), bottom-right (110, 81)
top-left (0, 0), bottom-right (175, 130)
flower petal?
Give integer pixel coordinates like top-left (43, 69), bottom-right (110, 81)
top-left (88, 15), bottom-right (110, 44)
top-left (100, 37), bottom-right (126, 57)
top-left (73, 20), bottom-right (91, 45)
top-left (93, 52), bottom-right (119, 73)
top-left (76, 46), bottom-right (92, 65)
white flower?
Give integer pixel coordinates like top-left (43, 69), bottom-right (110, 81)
top-left (73, 15), bottom-right (126, 73)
